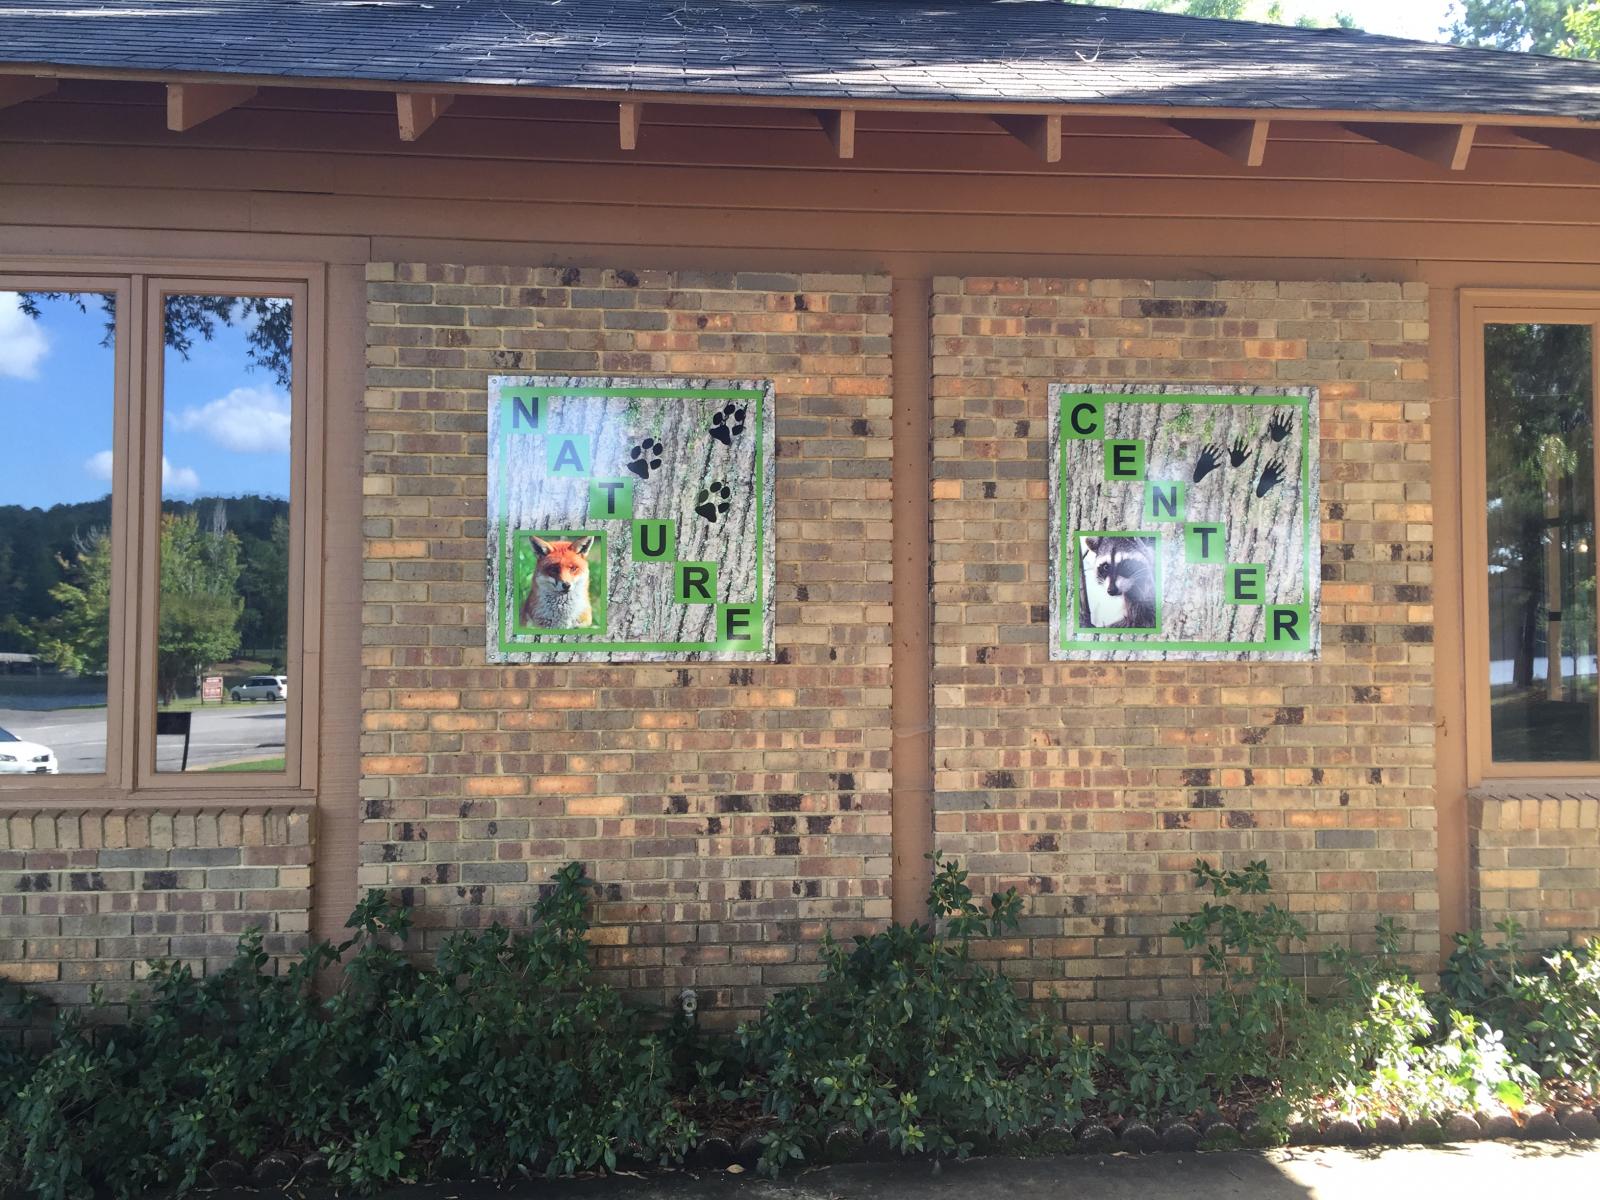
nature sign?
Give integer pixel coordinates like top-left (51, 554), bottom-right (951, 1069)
top-left (487, 375), bottom-right (775, 662)
top-left (1049, 384), bottom-right (1320, 661)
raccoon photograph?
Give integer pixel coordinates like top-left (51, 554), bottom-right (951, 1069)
top-left (1079, 536), bottom-right (1157, 630)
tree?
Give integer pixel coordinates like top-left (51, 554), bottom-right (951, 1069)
top-left (1442, 0), bottom-right (1575, 53)
top-left (28, 529), bottom-right (113, 676)
top-left (13, 293), bottom-right (293, 389)
top-left (1560, 1), bottom-right (1600, 56)
top-left (156, 511), bottom-right (243, 703)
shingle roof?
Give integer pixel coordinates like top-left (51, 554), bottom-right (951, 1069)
top-left (3, 0), bottom-right (1600, 121)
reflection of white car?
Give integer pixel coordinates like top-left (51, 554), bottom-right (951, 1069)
top-left (0, 726), bottom-right (57, 775)
top-left (231, 675), bottom-right (288, 702)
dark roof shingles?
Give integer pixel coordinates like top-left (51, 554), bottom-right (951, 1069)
top-left (0, 0), bottom-right (1597, 119)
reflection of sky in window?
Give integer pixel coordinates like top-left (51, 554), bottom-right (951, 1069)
top-left (0, 291), bottom-right (290, 509)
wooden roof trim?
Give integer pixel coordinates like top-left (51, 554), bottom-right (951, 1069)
top-left (1343, 121), bottom-right (1478, 171)
top-left (7, 62), bottom-right (1600, 131)
top-left (619, 101), bottom-right (642, 151)
top-left (1168, 118), bottom-right (1270, 167)
top-left (397, 92), bottom-right (454, 142)
top-left (0, 75), bottom-right (55, 110)
top-left (166, 82), bottom-right (257, 132)
top-left (815, 109), bottom-right (855, 159)
top-left (1512, 127), bottom-right (1600, 166)
top-left (994, 114), bottom-right (1062, 163)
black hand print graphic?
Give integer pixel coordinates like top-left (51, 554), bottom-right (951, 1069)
top-left (1267, 411), bottom-right (1294, 443)
top-left (1256, 456), bottom-right (1286, 498)
top-left (1228, 437), bottom-right (1250, 468)
top-left (695, 482), bottom-right (733, 523)
top-left (1192, 443), bottom-right (1223, 484)
top-left (627, 437), bottom-right (663, 480)
top-left (709, 402), bottom-right (748, 446)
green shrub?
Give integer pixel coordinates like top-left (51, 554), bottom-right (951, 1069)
top-left (737, 853), bottom-right (1098, 1173)
top-left (1441, 921), bottom-right (1600, 1093)
top-left (0, 863), bottom-right (702, 1200)
top-left (1103, 1022), bottom-right (1207, 1121)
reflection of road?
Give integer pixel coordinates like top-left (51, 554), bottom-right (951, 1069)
top-left (0, 704), bottom-right (286, 774)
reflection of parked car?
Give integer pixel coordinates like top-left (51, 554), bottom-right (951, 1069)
top-left (0, 726), bottom-right (57, 774)
top-left (231, 675), bottom-right (288, 702)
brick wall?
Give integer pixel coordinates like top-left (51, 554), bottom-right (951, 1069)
top-left (1471, 792), bottom-right (1600, 948)
top-left (361, 264), bottom-right (893, 1026)
top-left (930, 277), bottom-right (1437, 1034)
top-left (0, 808), bottom-right (312, 1010)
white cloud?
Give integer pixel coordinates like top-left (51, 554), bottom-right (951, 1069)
top-left (163, 457), bottom-right (200, 494)
top-left (0, 292), bottom-right (50, 380)
top-left (168, 385), bottom-right (290, 454)
top-left (89, 449), bottom-right (200, 493)
top-left (84, 449), bottom-right (114, 482)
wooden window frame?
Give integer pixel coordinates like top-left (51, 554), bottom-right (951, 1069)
top-left (0, 260), bottom-right (325, 805)
top-left (1460, 288), bottom-right (1600, 783)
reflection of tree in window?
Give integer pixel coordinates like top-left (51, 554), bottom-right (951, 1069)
top-left (15, 292), bottom-right (292, 388)
top-left (1484, 322), bottom-right (1597, 762)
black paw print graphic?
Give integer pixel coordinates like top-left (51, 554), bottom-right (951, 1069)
top-left (627, 437), bottom-right (663, 480)
top-left (1256, 455), bottom-right (1287, 498)
top-left (709, 402), bottom-right (748, 447)
top-left (1267, 411), bottom-right (1295, 443)
top-left (695, 481), bottom-right (733, 523)
top-left (1228, 436), bottom-right (1250, 467)
top-left (1192, 443), bottom-right (1223, 484)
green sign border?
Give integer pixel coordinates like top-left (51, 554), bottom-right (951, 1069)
top-left (494, 385), bottom-right (767, 656)
top-left (1057, 392), bottom-right (1314, 655)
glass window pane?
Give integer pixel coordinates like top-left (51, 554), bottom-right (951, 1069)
top-left (1485, 321), bottom-right (1598, 763)
top-left (0, 290), bottom-right (117, 776)
top-left (155, 294), bottom-right (292, 774)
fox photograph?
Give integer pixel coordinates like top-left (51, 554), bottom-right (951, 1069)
top-left (487, 375), bottom-right (776, 662)
top-left (514, 532), bottom-right (606, 634)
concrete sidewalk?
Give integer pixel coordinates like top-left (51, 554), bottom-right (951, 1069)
top-left (255, 1142), bottom-right (1600, 1200)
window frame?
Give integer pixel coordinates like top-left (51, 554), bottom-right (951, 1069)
top-left (0, 261), bottom-right (325, 804)
top-left (1461, 289), bottom-right (1600, 782)
top-left (0, 274), bottom-right (136, 793)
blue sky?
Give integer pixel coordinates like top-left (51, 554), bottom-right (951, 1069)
top-left (0, 291), bottom-right (291, 509)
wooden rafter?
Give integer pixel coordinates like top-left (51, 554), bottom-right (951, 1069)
top-left (0, 76), bottom-right (56, 110)
top-left (1511, 126), bottom-right (1600, 166)
top-left (814, 108), bottom-right (856, 159)
top-left (1343, 121), bottom-right (1477, 171)
top-left (1169, 117), bottom-right (1271, 167)
top-left (166, 82), bottom-right (258, 132)
top-left (994, 113), bottom-right (1062, 163)
top-left (619, 101), bottom-right (643, 151)
top-left (396, 92), bottom-right (454, 141)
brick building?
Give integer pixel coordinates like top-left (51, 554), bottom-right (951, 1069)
top-left (1, 1), bottom-right (1599, 1035)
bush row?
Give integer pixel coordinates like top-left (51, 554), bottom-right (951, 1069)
top-left (0, 855), bottom-right (1596, 1199)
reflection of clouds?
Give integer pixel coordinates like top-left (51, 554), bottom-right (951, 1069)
top-left (169, 385), bottom-right (290, 453)
top-left (83, 449), bottom-right (200, 494)
top-left (0, 292), bottom-right (49, 380)
top-left (163, 457), bottom-right (201, 494)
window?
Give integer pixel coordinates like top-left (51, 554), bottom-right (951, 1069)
top-left (0, 268), bottom-right (320, 797)
top-left (1465, 294), bottom-right (1600, 777)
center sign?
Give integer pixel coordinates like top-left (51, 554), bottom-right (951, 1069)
top-left (1048, 384), bottom-right (1320, 661)
top-left (487, 375), bottom-right (775, 662)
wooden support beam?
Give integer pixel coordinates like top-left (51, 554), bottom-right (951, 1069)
top-left (814, 108), bottom-right (856, 159)
top-left (993, 113), bottom-right (1062, 163)
top-left (1343, 121), bottom-right (1477, 171)
top-left (618, 101), bottom-right (642, 151)
top-left (166, 82), bottom-right (257, 132)
top-left (0, 76), bottom-right (57, 110)
top-left (1512, 126), bottom-right (1600, 166)
top-left (396, 92), bottom-right (454, 142)
top-left (1169, 117), bottom-right (1271, 167)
